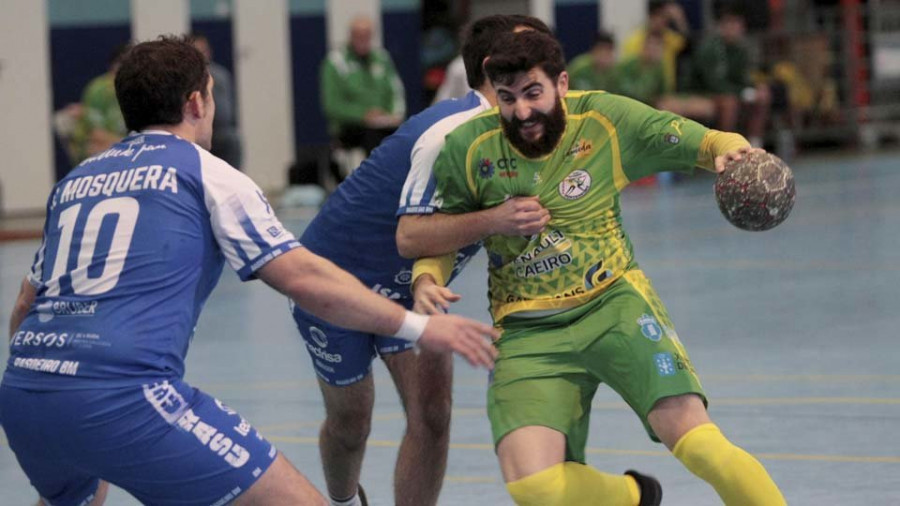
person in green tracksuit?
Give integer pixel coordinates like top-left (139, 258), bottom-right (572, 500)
top-left (688, 4), bottom-right (770, 147)
top-left (614, 33), bottom-right (668, 107)
top-left (320, 15), bottom-right (406, 155)
top-left (69, 44), bottom-right (130, 165)
top-left (408, 30), bottom-right (786, 506)
top-left (566, 31), bottom-right (619, 93)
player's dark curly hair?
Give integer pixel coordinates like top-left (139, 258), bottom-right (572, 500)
top-left (484, 30), bottom-right (566, 87)
top-left (461, 15), bottom-right (552, 89)
top-left (115, 35), bottom-right (210, 132)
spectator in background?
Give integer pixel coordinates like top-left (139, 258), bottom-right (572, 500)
top-left (192, 34), bottom-right (243, 170)
top-left (622, 0), bottom-right (690, 93)
top-left (320, 15), bottom-right (405, 159)
top-left (68, 43), bottom-right (130, 164)
top-left (690, 4), bottom-right (771, 147)
top-left (423, 22), bottom-right (464, 103)
top-left (619, 33), bottom-right (717, 124)
top-left (567, 31), bottom-right (619, 92)
top-left (432, 54), bottom-right (470, 103)
top-left (770, 33), bottom-right (840, 127)
top-left (615, 32), bottom-right (667, 105)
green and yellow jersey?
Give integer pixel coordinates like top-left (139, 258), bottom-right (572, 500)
top-left (427, 91), bottom-right (745, 322)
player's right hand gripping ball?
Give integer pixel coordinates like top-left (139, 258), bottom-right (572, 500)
top-left (714, 151), bottom-right (796, 231)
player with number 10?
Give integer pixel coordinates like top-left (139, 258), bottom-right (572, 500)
top-left (0, 36), bottom-right (497, 506)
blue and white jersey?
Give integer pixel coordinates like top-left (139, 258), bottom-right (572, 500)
top-left (4, 131), bottom-right (299, 390)
top-left (300, 91), bottom-right (491, 301)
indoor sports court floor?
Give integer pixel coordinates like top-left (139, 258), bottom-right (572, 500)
top-left (1, 150), bottom-right (898, 505)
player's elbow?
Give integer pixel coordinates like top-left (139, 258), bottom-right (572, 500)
top-left (396, 231), bottom-right (418, 259)
top-left (259, 247), bottom-right (328, 300)
top-left (395, 220), bottom-right (422, 259)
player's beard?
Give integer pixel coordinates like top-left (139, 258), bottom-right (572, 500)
top-left (501, 93), bottom-right (566, 158)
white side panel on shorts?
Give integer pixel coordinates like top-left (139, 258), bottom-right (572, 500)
top-left (0, 0), bottom-right (54, 213)
top-left (233, 0), bottom-right (295, 192)
top-left (326, 0), bottom-right (382, 51)
top-left (131, 0), bottom-right (189, 42)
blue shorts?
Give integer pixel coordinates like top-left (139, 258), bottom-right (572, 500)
top-left (0, 379), bottom-right (277, 506)
top-left (292, 302), bottom-right (415, 386)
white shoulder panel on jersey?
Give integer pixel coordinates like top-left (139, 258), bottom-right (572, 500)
top-left (398, 94), bottom-right (491, 215)
top-left (195, 147), bottom-right (298, 279)
top-left (327, 49), bottom-right (350, 75)
top-left (27, 239), bottom-right (47, 289)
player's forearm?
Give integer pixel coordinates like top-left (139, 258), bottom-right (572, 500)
top-left (396, 212), bottom-right (493, 259)
top-left (9, 278), bottom-right (35, 339)
top-left (294, 269), bottom-right (406, 336)
top-left (260, 248), bottom-right (406, 337)
top-left (696, 130), bottom-right (750, 171)
top-left (412, 254), bottom-right (456, 288)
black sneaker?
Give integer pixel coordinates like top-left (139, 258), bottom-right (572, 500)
top-left (625, 470), bottom-right (662, 506)
top-left (358, 485), bottom-right (368, 506)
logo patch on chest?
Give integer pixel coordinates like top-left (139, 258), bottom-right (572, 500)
top-left (558, 169), bottom-right (592, 200)
top-left (478, 158), bottom-right (495, 179)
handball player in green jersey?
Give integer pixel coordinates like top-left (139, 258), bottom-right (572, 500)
top-left (405, 30), bottom-right (786, 506)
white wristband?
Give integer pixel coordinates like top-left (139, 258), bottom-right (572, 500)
top-left (393, 310), bottom-right (429, 342)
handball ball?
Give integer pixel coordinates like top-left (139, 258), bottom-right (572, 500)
top-left (714, 150), bottom-right (796, 231)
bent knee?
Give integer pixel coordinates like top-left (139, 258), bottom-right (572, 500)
top-left (506, 464), bottom-right (567, 506)
top-left (323, 409), bottom-right (372, 447)
top-left (408, 397), bottom-right (451, 436)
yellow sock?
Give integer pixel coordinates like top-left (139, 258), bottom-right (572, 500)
top-left (506, 462), bottom-right (640, 506)
top-left (673, 423), bottom-right (786, 506)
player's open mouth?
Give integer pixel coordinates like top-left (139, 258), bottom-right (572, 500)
top-left (520, 121), bottom-right (542, 137)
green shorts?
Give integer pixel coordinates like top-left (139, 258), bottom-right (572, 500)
top-left (487, 269), bottom-right (706, 463)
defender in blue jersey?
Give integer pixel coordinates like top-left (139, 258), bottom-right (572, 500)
top-left (291, 16), bottom-right (552, 506)
top-left (0, 37), bottom-right (497, 506)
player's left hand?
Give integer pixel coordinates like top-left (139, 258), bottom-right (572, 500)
top-left (418, 314), bottom-right (499, 369)
top-left (714, 146), bottom-right (767, 173)
top-left (412, 274), bottom-right (461, 315)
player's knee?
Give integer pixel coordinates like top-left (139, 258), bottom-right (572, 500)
top-left (409, 396), bottom-right (451, 438)
top-left (324, 407), bottom-right (372, 449)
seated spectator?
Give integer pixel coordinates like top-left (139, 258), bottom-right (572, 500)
top-left (615, 33), bottom-right (667, 105)
top-left (618, 34), bottom-right (716, 122)
top-left (567, 31), bottom-right (618, 92)
top-left (689, 3), bottom-right (770, 147)
top-left (320, 15), bottom-right (405, 167)
top-left (772, 33), bottom-right (840, 126)
top-left (69, 43), bottom-right (130, 164)
top-left (622, 0), bottom-right (690, 93)
top-left (433, 54), bottom-right (470, 103)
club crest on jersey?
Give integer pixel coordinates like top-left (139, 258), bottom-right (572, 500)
top-left (664, 134), bottom-right (680, 145)
top-left (638, 314), bottom-right (663, 341)
top-left (559, 169), bottom-right (592, 200)
top-left (478, 158), bottom-right (495, 179)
